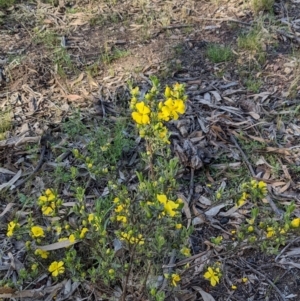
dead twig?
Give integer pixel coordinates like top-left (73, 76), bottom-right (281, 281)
top-left (13, 145), bottom-right (46, 189)
top-left (275, 237), bottom-right (300, 262)
top-left (187, 167), bottom-right (194, 204)
top-left (194, 16), bottom-right (252, 27)
top-left (229, 134), bottom-right (255, 177)
top-left (243, 260), bottom-right (286, 301)
top-left (265, 195), bottom-right (284, 218)
top-left (276, 29), bottom-right (300, 44)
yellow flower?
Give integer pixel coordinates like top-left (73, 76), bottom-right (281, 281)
top-left (242, 277), bottom-right (248, 283)
top-left (258, 181), bottom-right (267, 196)
top-left (130, 87), bottom-right (139, 96)
top-left (120, 232), bottom-right (128, 240)
top-left (55, 226), bottom-right (62, 235)
top-left (131, 102), bottom-right (150, 124)
top-left (31, 263), bottom-right (38, 271)
top-left (108, 269), bottom-right (115, 275)
top-left (69, 234), bottom-right (76, 243)
top-left (31, 226), bottom-right (45, 238)
top-left (137, 234), bottom-right (145, 245)
top-left (204, 267), bottom-right (220, 286)
top-left (79, 227), bottom-right (88, 239)
top-left (164, 86), bottom-right (171, 98)
top-left (157, 194), bottom-right (179, 217)
top-left (7, 221), bottom-right (19, 237)
top-left (158, 126), bottom-right (168, 139)
top-left (247, 218), bottom-right (255, 225)
top-left (38, 195), bottom-right (47, 203)
top-left (41, 204), bottom-right (55, 215)
top-left (251, 180), bottom-right (258, 189)
top-left (115, 204), bottom-right (126, 213)
top-left (157, 194), bottom-right (168, 205)
top-left (117, 215), bottom-right (127, 223)
top-left (48, 261), bottom-right (65, 277)
top-left (291, 217), bottom-right (300, 228)
top-left (113, 197), bottom-right (120, 204)
top-left (171, 273), bottom-right (180, 286)
top-left (231, 285), bottom-right (237, 290)
top-left (42, 189), bottom-right (56, 201)
top-left (164, 200), bottom-right (179, 217)
top-left (266, 227), bottom-right (275, 238)
top-left (176, 223), bottom-right (182, 229)
top-left (280, 228), bottom-right (286, 234)
top-left (35, 249), bottom-right (49, 259)
top-left (180, 247), bottom-right (191, 257)
top-left (88, 214), bottom-right (94, 223)
top-left (247, 226), bottom-right (254, 233)
top-left (163, 98), bottom-right (185, 120)
top-left (236, 192), bottom-right (249, 207)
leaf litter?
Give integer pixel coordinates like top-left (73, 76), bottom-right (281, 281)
top-left (1, 0), bottom-right (300, 300)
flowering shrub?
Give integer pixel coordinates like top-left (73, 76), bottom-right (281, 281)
top-left (4, 78), bottom-right (191, 301)
top-left (232, 180), bottom-right (299, 255)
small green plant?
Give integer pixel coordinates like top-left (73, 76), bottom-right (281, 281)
top-left (0, 0), bottom-right (14, 8)
top-left (0, 108), bottom-right (12, 140)
top-left (238, 30), bottom-right (262, 53)
top-left (231, 180), bottom-right (300, 255)
top-left (245, 76), bottom-right (263, 92)
top-left (252, 0), bottom-right (274, 14)
top-left (90, 13), bottom-right (120, 26)
top-left (206, 44), bottom-right (233, 63)
top-left (101, 47), bottom-right (130, 64)
top-left (33, 29), bottom-right (75, 76)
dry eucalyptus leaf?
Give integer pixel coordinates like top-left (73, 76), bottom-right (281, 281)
top-left (198, 195), bottom-right (212, 206)
top-left (205, 204), bottom-right (226, 217)
top-left (0, 170), bottom-right (22, 191)
top-left (192, 286), bottom-right (216, 301)
top-left (192, 216), bottom-right (205, 225)
top-left (38, 240), bottom-right (78, 251)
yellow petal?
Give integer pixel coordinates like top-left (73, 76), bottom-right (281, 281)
top-left (136, 102), bottom-right (150, 114)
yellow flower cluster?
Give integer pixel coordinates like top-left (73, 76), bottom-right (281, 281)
top-left (241, 180), bottom-right (267, 197)
top-left (130, 83), bottom-right (187, 144)
top-left (158, 98), bottom-right (185, 121)
top-left (88, 213), bottom-right (102, 231)
top-left (236, 192), bottom-right (249, 207)
top-left (7, 221), bottom-right (20, 237)
top-left (120, 231), bottom-right (144, 245)
top-left (114, 197), bottom-right (129, 224)
top-left (157, 194), bottom-right (181, 217)
top-left (38, 189), bottom-right (61, 216)
top-left (35, 248), bottom-right (49, 259)
top-left (266, 227), bottom-right (276, 238)
top-left (251, 180), bottom-right (267, 196)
